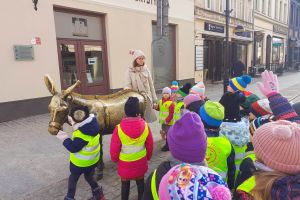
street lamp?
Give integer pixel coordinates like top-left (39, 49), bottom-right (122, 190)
top-left (223, 0), bottom-right (232, 94)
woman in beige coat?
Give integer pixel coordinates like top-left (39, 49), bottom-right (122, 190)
top-left (124, 50), bottom-right (157, 123)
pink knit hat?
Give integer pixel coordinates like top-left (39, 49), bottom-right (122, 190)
top-left (183, 94), bottom-right (201, 107)
top-left (252, 120), bottom-right (300, 174)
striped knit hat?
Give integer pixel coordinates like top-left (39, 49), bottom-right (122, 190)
top-left (190, 82), bottom-right (205, 99)
top-left (229, 75), bottom-right (252, 92)
top-left (252, 120), bottom-right (300, 174)
top-left (250, 99), bottom-right (272, 117)
top-left (171, 81), bottom-right (179, 93)
top-left (249, 116), bottom-right (272, 136)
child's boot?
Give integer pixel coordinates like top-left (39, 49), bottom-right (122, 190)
top-left (88, 186), bottom-right (105, 200)
top-left (161, 140), bottom-right (169, 152)
top-left (64, 197), bottom-right (75, 200)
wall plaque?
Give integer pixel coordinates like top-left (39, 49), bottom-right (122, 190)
top-left (14, 45), bottom-right (34, 61)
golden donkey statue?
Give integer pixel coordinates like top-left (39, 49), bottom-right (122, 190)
top-left (44, 74), bottom-right (147, 135)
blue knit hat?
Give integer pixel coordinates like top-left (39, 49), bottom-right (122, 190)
top-left (229, 75), bottom-right (252, 92)
top-left (199, 101), bottom-right (225, 129)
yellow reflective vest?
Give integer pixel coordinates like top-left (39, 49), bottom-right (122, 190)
top-left (118, 123), bottom-right (149, 162)
top-left (206, 136), bottom-right (232, 181)
top-left (233, 144), bottom-right (247, 179)
top-left (70, 130), bottom-right (100, 168)
top-left (151, 170), bottom-right (159, 200)
top-left (237, 176), bottom-right (256, 194)
top-left (173, 101), bottom-right (184, 121)
top-left (159, 100), bottom-right (175, 125)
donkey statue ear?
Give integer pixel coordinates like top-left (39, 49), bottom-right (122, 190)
top-left (44, 74), bottom-right (57, 95)
top-left (62, 80), bottom-right (81, 98)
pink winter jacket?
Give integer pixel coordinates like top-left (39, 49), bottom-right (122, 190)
top-left (110, 117), bottom-right (154, 180)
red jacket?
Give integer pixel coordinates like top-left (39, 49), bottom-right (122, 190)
top-left (110, 117), bottom-right (153, 180)
top-left (155, 97), bottom-right (175, 124)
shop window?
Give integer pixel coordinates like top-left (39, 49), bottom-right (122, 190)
top-left (272, 37), bottom-right (284, 63)
top-left (256, 40), bottom-right (264, 64)
top-left (236, 44), bottom-right (247, 67)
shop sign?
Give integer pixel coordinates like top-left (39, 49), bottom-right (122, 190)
top-left (234, 25), bottom-right (251, 38)
top-left (273, 24), bottom-right (288, 35)
top-left (134, 0), bottom-right (157, 5)
top-left (273, 42), bottom-right (283, 47)
top-left (195, 46), bottom-right (203, 70)
top-left (204, 22), bottom-right (224, 33)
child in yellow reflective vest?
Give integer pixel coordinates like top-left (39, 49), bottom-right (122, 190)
top-left (56, 106), bottom-right (104, 200)
top-left (110, 97), bottom-right (153, 200)
top-left (153, 87), bottom-right (175, 152)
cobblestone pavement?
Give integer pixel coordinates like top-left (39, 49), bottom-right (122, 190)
top-left (23, 140), bottom-right (168, 200)
top-left (1, 71), bottom-right (300, 200)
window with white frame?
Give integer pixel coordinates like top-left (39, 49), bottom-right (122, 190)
top-left (231, 0), bottom-right (236, 17)
top-left (248, 0), bottom-right (253, 22)
top-left (284, 3), bottom-right (287, 23)
top-left (220, 0), bottom-right (226, 13)
top-left (241, 0), bottom-right (245, 20)
top-left (205, 0), bottom-right (212, 10)
top-left (279, 1), bottom-right (283, 22)
top-left (255, 0), bottom-right (259, 11)
top-left (275, 0), bottom-right (279, 20)
top-left (268, 0), bottom-right (272, 16)
top-left (262, 0), bottom-right (266, 14)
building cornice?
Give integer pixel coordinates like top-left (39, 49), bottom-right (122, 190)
top-left (254, 11), bottom-right (288, 28)
top-left (195, 6), bottom-right (254, 29)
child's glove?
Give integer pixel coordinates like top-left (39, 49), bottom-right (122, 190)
top-left (56, 130), bottom-right (69, 142)
top-left (257, 70), bottom-right (279, 97)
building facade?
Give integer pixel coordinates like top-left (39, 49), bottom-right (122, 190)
top-left (0, 0), bottom-right (195, 122)
top-left (194, 0), bottom-right (254, 83)
top-left (288, 0), bottom-right (300, 70)
top-left (253, 0), bottom-right (289, 72)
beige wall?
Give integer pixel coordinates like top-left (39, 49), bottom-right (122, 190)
top-left (0, 0), bottom-right (60, 103)
top-left (0, 0), bottom-right (194, 103)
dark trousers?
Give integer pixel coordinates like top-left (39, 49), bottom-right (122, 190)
top-left (66, 169), bottom-right (99, 198)
top-left (121, 179), bottom-right (145, 200)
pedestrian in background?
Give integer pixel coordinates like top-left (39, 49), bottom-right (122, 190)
top-left (232, 60), bottom-right (245, 77)
top-left (110, 97), bottom-right (153, 200)
top-left (56, 106), bottom-right (104, 200)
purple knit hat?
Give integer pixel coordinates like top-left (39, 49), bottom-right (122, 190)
top-left (168, 111), bottom-right (207, 163)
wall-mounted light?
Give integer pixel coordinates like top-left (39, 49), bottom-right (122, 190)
top-left (33, 0), bottom-right (38, 11)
